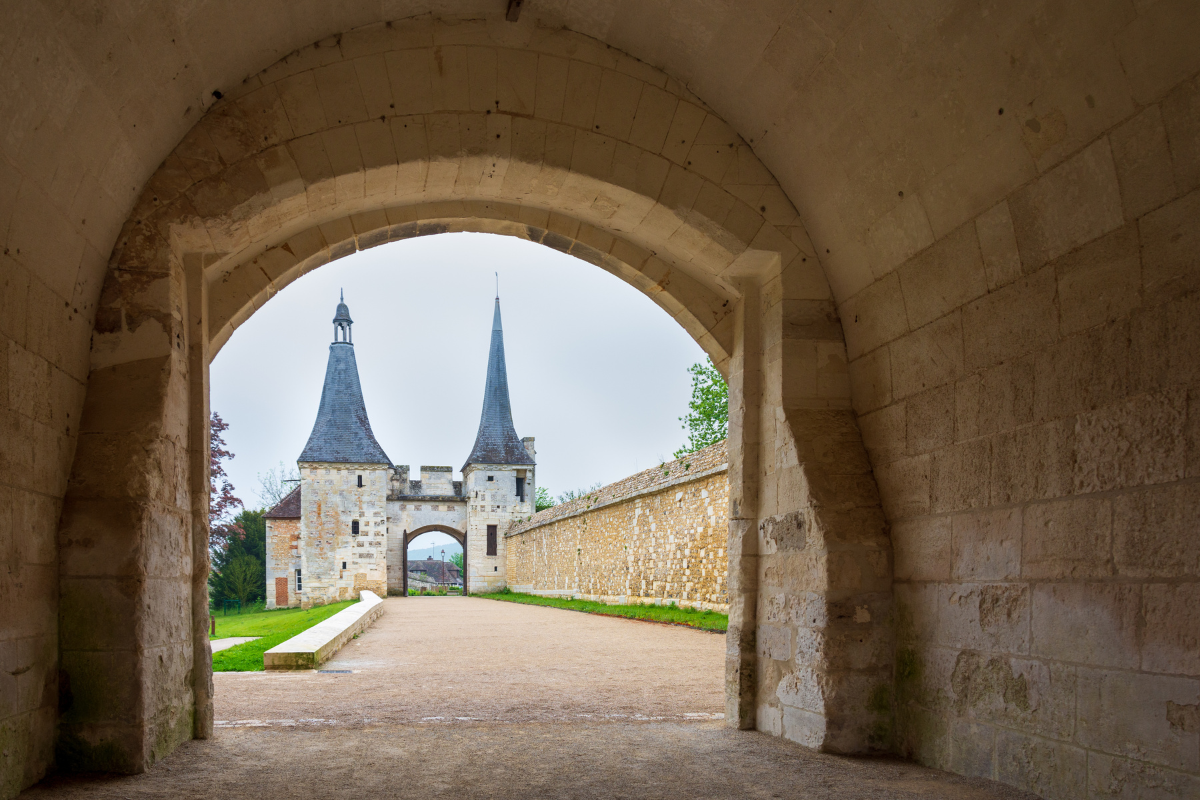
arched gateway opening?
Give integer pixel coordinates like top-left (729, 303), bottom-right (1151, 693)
top-left (55, 19), bottom-right (889, 775)
top-left (398, 525), bottom-right (463, 594)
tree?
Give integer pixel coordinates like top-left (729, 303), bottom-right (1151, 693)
top-left (209, 411), bottom-right (242, 552)
top-left (449, 551), bottom-right (463, 570)
top-left (535, 486), bottom-right (556, 511)
top-left (257, 461), bottom-right (300, 509)
top-left (673, 358), bottom-right (728, 458)
top-left (222, 555), bottom-right (265, 607)
top-left (209, 508), bottom-right (267, 606)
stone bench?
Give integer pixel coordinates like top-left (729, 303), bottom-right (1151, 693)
top-left (263, 590), bottom-right (384, 670)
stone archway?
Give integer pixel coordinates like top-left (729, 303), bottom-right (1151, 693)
top-left (404, 524), bottom-right (467, 596)
top-left (56, 18), bottom-right (890, 775)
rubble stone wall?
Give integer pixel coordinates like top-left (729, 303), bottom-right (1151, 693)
top-left (298, 463), bottom-right (389, 606)
top-left (506, 441), bottom-right (729, 611)
top-left (265, 518), bottom-right (301, 609)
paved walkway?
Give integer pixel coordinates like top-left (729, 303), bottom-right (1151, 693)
top-left (25, 598), bottom-right (1034, 800)
top-left (209, 636), bottom-right (259, 653)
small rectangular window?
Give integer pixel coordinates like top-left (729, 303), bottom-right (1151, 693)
top-left (352, 520), bottom-right (359, 536)
top-left (295, 568), bottom-right (302, 591)
top-left (487, 475), bottom-right (494, 481)
top-left (342, 561), bottom-right (347, 570)
top-left (357, 475), bottom-right (363, 487)
top-left (487, 525), bottom-right (498, 556)
top-left (516, 477), bottom-right (525, 501)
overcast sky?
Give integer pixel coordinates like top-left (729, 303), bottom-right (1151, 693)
top-left (210, 233), bottom-right (708, 549)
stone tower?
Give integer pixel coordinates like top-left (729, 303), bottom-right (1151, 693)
top-left (296, 292), bottom-right (392, 607)
top-left (461, 295), bottom-right (536, 592)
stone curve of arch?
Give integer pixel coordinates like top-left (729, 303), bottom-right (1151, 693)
top-left (406, 524), bottom-right (466, 544)
top-left (93, 19), bottom-right (834, 378)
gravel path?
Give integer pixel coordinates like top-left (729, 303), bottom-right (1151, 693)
top-left (213, 596), bottom-right (726, 726)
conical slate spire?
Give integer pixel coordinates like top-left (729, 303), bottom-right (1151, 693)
top-left (462, 297), bottom-right (534, 471)
top-left (299, 295), bottom-right (390, 464)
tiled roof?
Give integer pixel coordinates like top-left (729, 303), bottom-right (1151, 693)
top-left (264, 485), bottom-right (301, 519)
top-left (299, 336), bottom-right (391, 464)
top-left (462, 298), bottom-right (534, 471)
top-left (408, 559), bottom-right (462, 584)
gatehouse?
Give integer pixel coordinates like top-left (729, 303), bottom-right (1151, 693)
top-left (265, 292), bottom-right (535, 605)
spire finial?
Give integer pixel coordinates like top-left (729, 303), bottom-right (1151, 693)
top-left (340, 288), bottom-right (344, 302)
top-left (495, 272), bottom-right (499, 300)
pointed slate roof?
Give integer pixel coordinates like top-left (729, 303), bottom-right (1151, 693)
top-left (299, 296), bottom-right (391, 465)
top-left (462, 297), bottom-right (534, 471)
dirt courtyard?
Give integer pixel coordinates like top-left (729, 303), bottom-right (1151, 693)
top-left (25, 598), bottom-right (1035, 799)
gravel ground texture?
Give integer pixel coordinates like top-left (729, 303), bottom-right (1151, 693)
top-left (212, 596), bottom-right (726, 726)
top-left (24, 597), bottom-right (1035, 799)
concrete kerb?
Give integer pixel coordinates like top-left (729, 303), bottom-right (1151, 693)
top-left (263, 591), bottom-right (384, 670)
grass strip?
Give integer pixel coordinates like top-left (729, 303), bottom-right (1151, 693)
top-left (211, 600), bottom-right (357, 672)
top-left (476, 590), bottom-right (726, 632)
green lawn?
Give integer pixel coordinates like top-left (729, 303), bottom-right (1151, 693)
top-left (476, 590), bottom-right (727, 632)
top-left (210, 600), bottom-right (357, 672)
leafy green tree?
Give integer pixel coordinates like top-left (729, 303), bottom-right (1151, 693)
top-left (535, 486), bottom-right (556, 511)
top-left (210, 508), bottom-right (268, 606)
top-left (674, 358), bottom-right (728, 458)
top-left (223, 555), bottom-right (265, 607)
top-left (450, 551), bottom-right (464, 570)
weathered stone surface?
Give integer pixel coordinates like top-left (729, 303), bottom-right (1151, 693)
top-left (897, 224), bottom-right (987, 330)
top-left (1076, 669), bottom-right (1200, 773)
top-left (996, 729), bottom-right (1088, 800)
top-left (1139, 188), bottom-right (1200, 302)
top-left (1074, 389), bottom-right (1187, 493)
top-left (1054, 225), bottom-right (1142, 336)
top-left (1022, 497), bottom-right (1113, 579)
top-left (1112, 483), bottom-right (1200, 578)
top-left (951, 508), bottom-right (1020, 582)
top-left (962, 267), bottom-right (1058, 371)
top-left (1031, 583), bottom-right (1141, 669)
top-left (1141, 583), bottom-right (1200, 675)
top-left (1009, 139), bottom-right (1124, 270)
top-left (892, 517), bottom-right (949, 582)
top-left (937, 583), bottom-right (1029, 655)
top-left (974, 202), bottom-right (1023, 291)
top-left (1110, 105), bottom-right (1178, 221)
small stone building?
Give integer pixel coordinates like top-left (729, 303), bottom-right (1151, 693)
top-left (264, 293), bottom-right (536, 607)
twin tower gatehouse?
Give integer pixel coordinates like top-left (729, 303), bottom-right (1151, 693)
top-left (264, 292), bottom-right (536, 607)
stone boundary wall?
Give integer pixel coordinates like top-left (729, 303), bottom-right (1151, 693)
top-left (506, 441), bottom-right (729, 611)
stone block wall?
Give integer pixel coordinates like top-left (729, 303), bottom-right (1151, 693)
top-left (506, 441), bottom-right (729, 611)
top-left (848, 76), bottom-right (1200, 797)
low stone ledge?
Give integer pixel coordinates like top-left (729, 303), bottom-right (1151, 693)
top-left (263, 590), bottom-right (384, 670)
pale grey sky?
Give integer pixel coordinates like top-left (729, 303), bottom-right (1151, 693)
top-left (210, 233), bottom-right (708, 549)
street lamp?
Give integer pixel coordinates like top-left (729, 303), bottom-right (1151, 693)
top-left (441, 549), bottom-right (445, 586)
